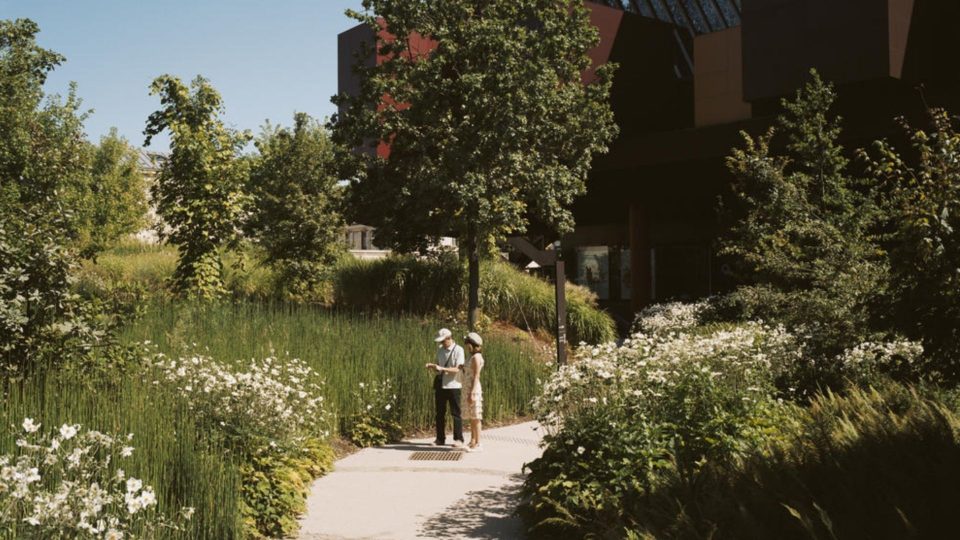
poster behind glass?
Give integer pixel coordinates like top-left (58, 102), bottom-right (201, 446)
top-left (576, 246), bottom-right (609, 300)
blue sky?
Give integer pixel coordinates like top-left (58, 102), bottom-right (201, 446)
top-left (0, 0), bottom-right (363, 151)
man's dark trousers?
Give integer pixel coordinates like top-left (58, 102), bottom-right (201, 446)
top-left (435, 381), bottom-right (464, 444)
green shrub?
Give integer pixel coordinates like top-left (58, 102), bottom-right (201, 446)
top-left (0, 208), bottom-right (145, 380)
top-left (521, 315), bottom-right (799, 538)
top-left (717, 72), bottom-right (884, 362)
top-left (244, 113), bottom-right (345, 297)
top-left (342, 379), bottom-right (404, 448)
top-left (239, 438), bottom-right (335, 539)
top-left (522, 301), bottom-right (960, 540)
top-left (864, 109), bottom-right (960, 381)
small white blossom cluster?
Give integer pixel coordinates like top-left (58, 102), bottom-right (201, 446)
top-left (149, 352), bottom-right (331, 455)
top-left (837, 339), bottom-right (924, 380)
top-left (345, 379), bottom-right (403, 447)
top-left (355, 379), bottom-right (398, 415)
top-left (631, 301), bottom-right (709, 337)
top-left (533, 319), bottom-right (799, 433)
top-left (0, 420), bottom-right (192, 538)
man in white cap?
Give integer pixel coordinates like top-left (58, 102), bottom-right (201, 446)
top-left (425, 328), bottom-right (465, 447)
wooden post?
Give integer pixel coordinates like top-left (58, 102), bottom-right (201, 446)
top-left (555, 257), bottom-right (567, 367)
top-left (507, 236), bottom-right (567, 367)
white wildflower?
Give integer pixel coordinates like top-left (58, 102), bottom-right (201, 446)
top-left (59, 424), bottom-right (78, 440)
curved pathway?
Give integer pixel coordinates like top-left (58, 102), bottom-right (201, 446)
top-left (298, 421), bottom-right (543, 539)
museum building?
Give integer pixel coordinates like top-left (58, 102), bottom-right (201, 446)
top-left (338, 0), bottom-right (960, 322)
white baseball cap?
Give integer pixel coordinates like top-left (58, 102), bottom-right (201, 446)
top-left (464, 332), bottom-right (483, 346)
top-left (434, 328), bottom-right (453, 342)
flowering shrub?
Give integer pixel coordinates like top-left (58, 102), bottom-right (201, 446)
top-left (630, 300), bottom-right (708, 337)
top-left (837, 339), bottom-right (924, 384)
top-left (0, 419), bottom-right (191, 539)
top-left (533, 320), bottom-right (798, 439)
top-left (148, 352), bottom-right (331, 456)
top-left (343, 379), bottom-right (402, 447)
top-left (522, 306), bottom-right (803, 538)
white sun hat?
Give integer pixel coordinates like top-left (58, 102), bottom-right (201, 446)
top-left (464, 332), bottom-right (483, 346)
top-left (434, 328), bottom-right (453, 342)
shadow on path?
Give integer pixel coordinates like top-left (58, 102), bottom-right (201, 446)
top-left (376, 443), bottom-right (462, 453)
top-left (418, 474), bottom-right (527, 539)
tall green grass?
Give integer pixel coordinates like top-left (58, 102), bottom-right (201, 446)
top-left (77, 242), bottom-right (176, 297)
top-left (335, 256), bottom-right (617, 345)
top-left (0, 372), bottom-right (241, 539)
top-left (78, 242), bottom-right (279, 302)
top-left (334, 255), bottom-right (462, 315)
top-left (629, 383), bottom-right (960, 540)
top-left (479, 259), bottom-right (616, 345)
top-left (121, 302), bottom-right (549, 432)
top-left (80, 243), bottom-right (617, 345)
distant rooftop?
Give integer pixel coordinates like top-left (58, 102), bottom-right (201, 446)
top-left (589, 0), bottom-right (742, 34)
top-left (136, 149), bottom-right (165, 173)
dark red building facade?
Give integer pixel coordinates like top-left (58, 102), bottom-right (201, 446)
top-left (338, 0), bottom-right (960, 323)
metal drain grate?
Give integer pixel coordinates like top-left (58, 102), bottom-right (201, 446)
top-left (482, 434), bottom-right (541, 447)
top-left (409, 451), bottom-right (463, 461)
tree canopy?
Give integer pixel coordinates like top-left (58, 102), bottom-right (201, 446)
top-left (246, 113), bottom-right (345, 298)
top-left (863, 109), bottom-right (960, 381)
top-left (333, 0), bottom-right (618, 327)
top-left (145, 75), bottom-right (251, 299)
top-left (717, 71), bottom-right (885, 368)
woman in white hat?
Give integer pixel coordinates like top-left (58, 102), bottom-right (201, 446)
top-left (462, 332), bottom-right (485, 451)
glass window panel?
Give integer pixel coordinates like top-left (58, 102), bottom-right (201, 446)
top-left (630, 0), bottom-right (657, 18)
top-left (660, 0), bottom-right (693, 30)
top-left (717, 0), bottom-right (741, 25)
top-left (647, 0), bottom-right (674, 24)
top-left (679, 0), bottom-right (710, 33)
top-left (697, 0), bottom-right (727, 30)
top-left (577, 246), bottom-right (610, 300)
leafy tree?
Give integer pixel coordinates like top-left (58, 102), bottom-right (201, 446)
top-left (717, 71), bottom-right (885, 367)
top-left (0, 20), bottom-right (130, 375)
top-left (144, 75), bottom-right (251, 299)
top-left (0, 19), bottom-right (92, 241)
top-left (862, 109), bottom-right (960, 380)
top-left (77, 129), bottom-right (148, 257)
top-left (332, 0), bottom-right (618, 328)
top-left (0, 208), bottom-right (101, 375)
top-left (246, 113), bottom-right (345, 298)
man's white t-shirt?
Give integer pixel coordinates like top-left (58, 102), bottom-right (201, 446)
top-left (436, 343), bottom-right (465, 389)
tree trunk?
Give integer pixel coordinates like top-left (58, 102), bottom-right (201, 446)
top-left (467, 235), bottom-right (480, 331)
